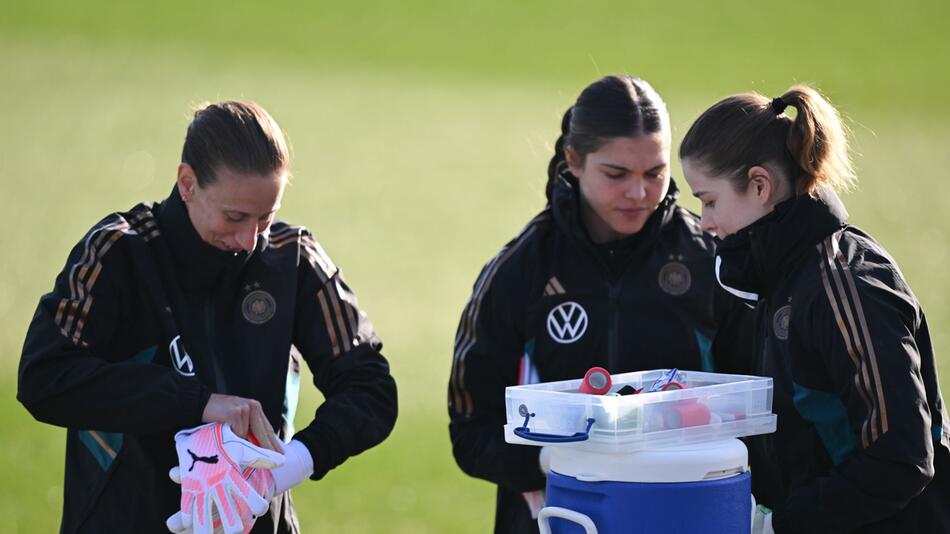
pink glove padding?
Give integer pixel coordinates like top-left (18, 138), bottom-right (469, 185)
top-left (167, 464), bottom-right (275, 534)
top-left (172, 423), bottom-right (284, 534)
top-left (231, 468), bottom-right (276, 533)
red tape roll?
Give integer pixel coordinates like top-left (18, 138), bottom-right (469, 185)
top-left (663, 400), bottom-right (711, 428)
top-left (579, 367), bottom-right (612, 395)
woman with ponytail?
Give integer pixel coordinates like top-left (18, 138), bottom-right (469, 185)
top-left (681, 85), bottom-right (949, 533)
top-left (448, 75), bottom-right (744, 533)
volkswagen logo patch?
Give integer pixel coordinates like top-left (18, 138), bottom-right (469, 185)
top-left (773, 305), bottom-right (792, 341)
top-left (547, 301), bottom-right (588, 344)
top-left (169, 335), bottom-right (195, 377)
top-left (242, 289), bottom-right (277, 325)
top-left (658, 262), bottom-right (692, 296)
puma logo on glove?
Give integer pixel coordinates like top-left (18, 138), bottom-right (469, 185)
top-left (186, 449), bottom-right (219, 472)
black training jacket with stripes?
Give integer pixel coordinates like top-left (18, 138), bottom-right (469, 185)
top-left (18, 187), bottom-right (397, 534)
top-left (714, 188), bottom-right (950, 533)
top-left (448, 178), bottom-right (744, 533)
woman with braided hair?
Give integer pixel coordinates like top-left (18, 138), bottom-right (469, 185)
top-left (681, 85), bottom-right (950, 533)
top-left (448, 75), bottom-right (749, 533)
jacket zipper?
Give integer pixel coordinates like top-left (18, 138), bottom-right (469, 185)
top-left (756, 301), bottom-right (772, 377)
top-left (607, 281), bottom-right (622, 371)
top-left (753, 301), bottom-right (779, 479)
top-left (573, 224), bottom-right (628, 373)
top-left (205, 295), bottom-right (227, 392)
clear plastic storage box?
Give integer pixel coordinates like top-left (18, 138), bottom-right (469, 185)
top-left (504, 369), bottom-right (776, 452)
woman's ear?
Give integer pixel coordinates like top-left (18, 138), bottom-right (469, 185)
top-left (177, 163), bottom-right (198, 202)
top-left (565, 147), bottom-right (583, 177)
top-left (747, 166), bottom-right (778, 206)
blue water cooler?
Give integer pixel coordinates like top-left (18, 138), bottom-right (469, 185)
top-left (503, 369), bottom-right (776, 534)
top-left (539, 439), bottom-right (751, 534)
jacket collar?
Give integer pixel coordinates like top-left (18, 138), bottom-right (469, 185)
top-left (715, 187), bottom-right (849, 302)
top-left (156, 186), bottom-right (250, 292)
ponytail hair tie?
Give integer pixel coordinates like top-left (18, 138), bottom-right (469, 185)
top-left (770, 96), bottom-right (787, 115)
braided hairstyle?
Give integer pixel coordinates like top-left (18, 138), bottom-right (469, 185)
top-left (546, 75), bottom-right (670, 203)
top-left (544, 74), bottom-right (670, 203)
top-left (679, 84), bottom-right (854, 196)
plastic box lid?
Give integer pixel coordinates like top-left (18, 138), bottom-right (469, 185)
top-left (504, 369), bottom-right (776, 453)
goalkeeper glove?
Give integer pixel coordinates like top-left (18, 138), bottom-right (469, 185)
top-left (167, 437), bottom-right (313, 534)
top-left (168, 423), bottom-right (284, 534)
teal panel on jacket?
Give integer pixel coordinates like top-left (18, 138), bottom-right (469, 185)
top-left (792, 382), bottom-right (856, 465)
top-left (79, 430), bottom-right (124, 471)
top-left (694, 330), bottom-right (713, 372)
top-left (284, 354), bottom-right (301, 437)
top-left (130, 345), bottom-right (157, 364)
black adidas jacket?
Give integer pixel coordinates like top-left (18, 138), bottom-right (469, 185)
top-left (448, 178), bottom-right (735, 533)
top-left (715, 189), bottom-right (950, 533)
top-left (18, 188), bottom-right (398, 534)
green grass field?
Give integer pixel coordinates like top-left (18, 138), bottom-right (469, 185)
top-left (2, 1), bottom-right (949, 531)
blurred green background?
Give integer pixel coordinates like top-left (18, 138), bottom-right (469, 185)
top-left (2, 1), bottom-right (948, 531)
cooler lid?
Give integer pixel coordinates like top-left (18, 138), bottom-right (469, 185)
top-left (549, 438), bottom-right (748, 483)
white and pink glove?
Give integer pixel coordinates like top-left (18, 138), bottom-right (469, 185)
top-left (166, 464), bottom-right (276, 534)
top-left (166, 423), bottom-right (284, 534)
top-left (166, 426), bottom-right (314, 534)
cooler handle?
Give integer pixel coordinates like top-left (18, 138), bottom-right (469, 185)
top-left (538, 506), bottom-right (598, 534)
top-left (513, 413), bottom-right (595, 443)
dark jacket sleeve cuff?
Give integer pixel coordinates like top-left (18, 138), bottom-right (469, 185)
top-left (177, 376), bottom-right (212, 427)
